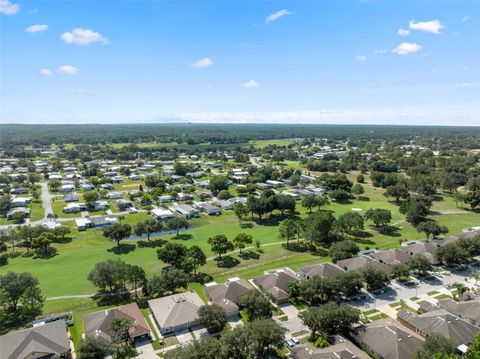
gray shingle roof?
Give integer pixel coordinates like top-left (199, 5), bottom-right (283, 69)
top-left (0, 320), bottom-right (70, 359)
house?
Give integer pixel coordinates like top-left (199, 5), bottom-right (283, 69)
top-left (113, 199), bottom-right (133, 211)
top-left (397, 309), bottom-right (479, 348)
top-left (187, 170), bottom-right (206, 178)
top-left (59, 184), bottom-right (75, 193)
top-left (64, 193), bottom-right (79, 202)
top-left (266, 180), bottom-right (284, 188)
top-left (159, 195), bottom-right (174, 203)
top-left (198, 202), bottom-right (221, 216)
top-left (368, 249), bottom-right (411, 267)
top-left (205, 278), bottom-right (253, 317)
top-left (173, 204), bottom-right (199, 219)
top-left (11, 196), bottom-right (31, 208)
top-left (107, 191), bottom-right (123, 199)
top-left (151, 208), bottom-right (175, 221)
top-left (83, 303), bottom-right (151, 343)
top-left (80, 182), bottom-right (95, 191)
top-left (75, 218), bottom-right (92, 231)
top-left (298, 262), bottom-right (345, 280)
top-left (253, 268), bottom-right (300, 304)
top-left (351, 318), bottom-right (424, 359)
top-left (177, 193), bottom-right (193, 202)
top-left (196, 180), bottom-right (210, 189)
top-left (215, 200), bottom-right (233, 210)
top-left (256, 183), bottom-right (272, 190)
top-left (195, 190), bottom-right (211, 200)
top-left (291, 335), bottom-right (369, 359)
top-left (10, 187), bottom-right (29, 194)
top-left (93, 200), bottom-right (110, 211)
top-left (438, 297), bottom-right (480, 327)
top-left (63, 203), bottom-right (87, 213)
top-left (90, 215), bottom-right (118, 228)
top-left (400, 240), bottom-right (439, 264)
top-left (281, 190), bottom-right (301, 200)
top-left (148, 291), bottom-right (204, 335)
top-left (336, 255), bottom-right (390, 273)
top-left (7, 207), bottom-right (30, 219)
top-left (0, 320), bottom-right (71, 359)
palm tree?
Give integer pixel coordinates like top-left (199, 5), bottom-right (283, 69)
top-left (451, 282), bottom-right (469, 301)
top-left (470, 271), bottom-right (480, 285)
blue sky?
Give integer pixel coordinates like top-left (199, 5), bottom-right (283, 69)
top-left (1, 0), bottom-right (479, 125)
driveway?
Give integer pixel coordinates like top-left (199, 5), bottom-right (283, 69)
top-left (228, 315), bottom-right (244, 329)
top-left (175, 329), bottom-right (194, 345)
top-left (279, 317), bottom-right (305, 337)
top-left (134, 341), bottom-right (156, 359)
top-left (278, 303), bottom-right (299, 319)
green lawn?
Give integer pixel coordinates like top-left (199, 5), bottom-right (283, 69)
top-left (1, 180), bottom-right (479, 302)
top-left (249, 139), bottom-right (294, 148)
top-left (30, 200), bottom-right (44, 221)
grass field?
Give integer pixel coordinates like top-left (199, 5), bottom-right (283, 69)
top-left (0, 184), bottom-right (478, 300)
top-left (249, 139), bottom-right (294, 148)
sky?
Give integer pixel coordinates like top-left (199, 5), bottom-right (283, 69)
top-left (1, 0), bottom-right (479, 125)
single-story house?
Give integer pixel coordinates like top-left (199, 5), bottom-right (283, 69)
top-left (59, 184), bottom-right (75, 193)
top-left (0, 320), bottom-right (71, 359)
top-left (7, 207), bottom-right (30, 220)
top-left (10, 187), bottom-right (29, 194)
top-left (75, 218), bottom-right (92, 231)
top-left (151, 208), bottom-right (175, 221)
top-left (291, 335), bottom-right (369, 359)
top-left (266, 180), bottom-right (284, 188)
top-left (368, 249), bottom-right (411, 267)
top-left (63, 203), bottom-right (88, 213)
top-left (84, 303), bottom-right (150, 343)
top-left (113, 199), bottom-right (134, 211)
top-left (64, 193), bottom-right (79, 202)
top-left (253, 268), bottom-right (300, 304)
top-left (159, 195), bottom-right (174, 203)
top-left (397, 309), bottom-right (479, 348)
top-left (173, 204), bottom-right (199, 219)
top-left (205, 278), bottom-right (253, 317)
top-left (90, 215), bottom-right (118, 228)
top-left (148, 291), bottom-right (204, 335)
top-left (438, 297), bottom-right (480, 327)
top-left (11, 197), bottom-right (31, 208)
top-left (80, 183), bottom-right (95, 191)
top-left (215, 200), bottom-right (233, 210)
top-left (107, 191), bottom-right (123, 199)
top-left (198, 202), bottom-right (221, 216)
top-left (400, 240), bottom-right (439, 264)
top-left (336, 255), bottom-right (390, 273)
top-left (351, 318), bottom-right (424, 359)
top-left (298, 262), bottom-right (345, 280)
top-left (94, 200), bottom-right (110, 211)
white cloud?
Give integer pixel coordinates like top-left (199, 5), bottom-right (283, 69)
top-left (39, 68), bottom-right (52, 77)
top-left (374, 48), bottom-right (388, 54)
top-left (265, 9), bottom-right (292, 24)
top-left (398, 28), bottom-right (410, 36)
top-left (192, 58), bottom-right (213, 68)
top-left (392, 42), bottom-right (421, 55)
top-left (57, 65), bottom-right (79, 75)
top-left (409, 20), bottom-right (443, 34)
top-left (0, 0), bottom-right (19, 15)
top-left (462, 16), bottom-right (472, 22)
top-left (243, 80), bottom-right (259, 88)
top-left (60, 28), bottom-right (109, 45)
top-left (355, 55), bottom-right (367, 62)
top-left (25, 24), bottom-right (48, 33)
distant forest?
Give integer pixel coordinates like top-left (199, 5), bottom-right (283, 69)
top-left (1, 123), bottom-right (479, 149)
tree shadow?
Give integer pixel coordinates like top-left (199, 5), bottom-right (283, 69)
top-left (354, 231), bottom-right (373, 239)
top-left (52, 236), bottom-right (73, 244)
top-left (93, 291), bottom-right (131, 307)
top-left (107, 243), bottom-right (136, 255)
top-left (173, 233), bottom-right (193, 241)
top-left (353, 238), bottom-right (375, 245)
top-left (137, 239), bottom-right (167, 248)
top-left (191, 272), bottom-right (214, 284)
top-left (238, 250), bottom-right (260, 260)
top-left (283, 242), bottom-right (314, 253)
top-left (33, 248), bottom-right (58, 259)
top-left (378, 226), bottom-right (401, 237)
top-left (240, 222), bottom-right (254, 229)
top-left (357, 196), bottom-right (370, 201)
top-left (215, 255), bottom-right (240, 268)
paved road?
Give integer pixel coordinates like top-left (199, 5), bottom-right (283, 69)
top-left (39, 182), bottom-right (53, 220)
